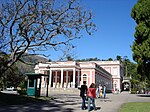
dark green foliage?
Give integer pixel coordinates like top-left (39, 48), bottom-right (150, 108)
top-left (3, 66), bottom-right (25, 88)
top-left (0, 54), bottom-right (48, 88)
top-left (107, 58), bottom-right (113, 61)
top-left (131, 0), bottom-right (150, 80)
top-left (17, 90), bottom-right (27, 95)
top-left (76, 57), bottom-right (101, 62)
top-left (116, 55), bottom-right (122, 61)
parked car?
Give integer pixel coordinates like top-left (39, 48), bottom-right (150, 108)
top-left (6, 86), bottom-right (15, 91)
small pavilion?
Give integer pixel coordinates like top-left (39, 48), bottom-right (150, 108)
top-left (25, 73), bottom-right (49, 96)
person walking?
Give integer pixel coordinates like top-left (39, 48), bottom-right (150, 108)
top-left (103, 85), bottom-right (106, 99)
top-left (96, 86), bottom-right (99, 98)
top-left (87, 83), bottom-right (97, 112)
top-left (80, 81), bottom-right (88, 110)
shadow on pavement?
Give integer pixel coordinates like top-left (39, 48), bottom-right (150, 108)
top-left (0, 100), bottom-right (76, 112)
top-left (97, 107), bottom-right (101, 110)
top-left (0, 93), bottom-right (82, 112)
top-left (137, 94), bottom-right (150, 97)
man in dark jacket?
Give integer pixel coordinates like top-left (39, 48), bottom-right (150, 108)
top-left (80, 81), bottom-right (88, 110)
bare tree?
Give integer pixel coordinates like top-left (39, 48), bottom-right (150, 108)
top-left (0, 0), bottom-right (96, 77)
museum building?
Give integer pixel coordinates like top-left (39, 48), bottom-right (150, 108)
top-left (34, 61), bottom-right (123, 92)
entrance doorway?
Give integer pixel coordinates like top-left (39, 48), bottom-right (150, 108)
top-left (122, 82), bottom-right (130, 91)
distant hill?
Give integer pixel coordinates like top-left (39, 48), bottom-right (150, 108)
top-left (21, 54), bottom-right (49, 63)
top-left (17, 54), bottom-right (49, 74)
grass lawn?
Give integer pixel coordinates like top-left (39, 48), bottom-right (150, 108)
top-left (119, 102), bottom-right (150, 112)
top-left (0, 92), bottom-right (51, 105)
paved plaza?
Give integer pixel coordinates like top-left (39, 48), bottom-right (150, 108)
top-left (0, 91), bottom-right (150, 112)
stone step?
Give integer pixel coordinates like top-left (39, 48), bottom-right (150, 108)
top-left (41, 88), bottom-right (80, 94)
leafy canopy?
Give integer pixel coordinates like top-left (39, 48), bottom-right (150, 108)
top-left (131, 0), bottom-right (150, 79)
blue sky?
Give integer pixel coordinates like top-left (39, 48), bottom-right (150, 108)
top-left (51, 0), bottom-right (138, 62)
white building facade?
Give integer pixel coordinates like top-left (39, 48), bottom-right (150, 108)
top-left (34, 61), bottom-right (123, 92)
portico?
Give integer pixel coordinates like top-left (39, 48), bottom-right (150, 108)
top-left (35, 61), bottom-right (81, 88)
top-left (49, 69), bottom-right (80, 88)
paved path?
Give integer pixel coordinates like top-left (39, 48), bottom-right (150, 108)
top-left (48, 91), bottom-right (150, 112)
top-left (0, 91), bottom-right (150, 112)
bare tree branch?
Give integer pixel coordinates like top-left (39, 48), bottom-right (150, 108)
top-left (0, 0), bottom-right (96, 77)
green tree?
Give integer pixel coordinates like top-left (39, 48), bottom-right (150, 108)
top-left (3, 64), bottom-right (25, 88)
top-left (131, 0), bottom-right (150, 80)
top-left (107, 58), bottom-right (113, 61)
top-left (0, 53), bottom-right (49, 89)
top-left (0, 0), bottom-right (95, 77)
top-left (0, 62), bottom-right (25, 89)
top-left (66, 55), bottom-right (74, 61)
top-left (116, 55), bottom-right (122, 61)
top-left (76, 57), bottom-right (101, 62)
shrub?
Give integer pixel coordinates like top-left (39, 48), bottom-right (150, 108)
top-left (17, 89), bottom-right (27, 95)
top-left (131, 88), bottom-right (138, 94)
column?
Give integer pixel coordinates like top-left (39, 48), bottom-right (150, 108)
top-left (54, 71), bottom-right (57, 88)
top-left (60, 69), bottom-right (63, 88)
top-left (66, 71), bottom-right (68, 88)
top-left (49, 69), bottom-right (52, 88)
top-left (77, 70), bottom-right (80, 87)
top-left (90, 70), bottom-right (92, 84)
top-left (73, 68), bottom-right (76, 88)
top-left (81, 73), bottom-right (83, 85)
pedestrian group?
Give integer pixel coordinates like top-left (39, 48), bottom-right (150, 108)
top-left (80, 81), bottom-right (107, 111)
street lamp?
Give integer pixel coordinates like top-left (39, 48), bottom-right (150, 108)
top-left (122, 56), bottom-right (128, 77)
top-left (46, 65), bottom-right (50, 97)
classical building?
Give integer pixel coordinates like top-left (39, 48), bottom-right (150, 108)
top-left (92, 61), bottom-right (124, 92)
top-left (34, 60), bottom-right (123, 92)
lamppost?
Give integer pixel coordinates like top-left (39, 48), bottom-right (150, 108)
top-left (122, 56), bottom-right (128, 77)
top-left (46, 65), bottom-right (50, 97)
top-left (122, 56), bottom-right (132, 92)
top-left (125, 62), bottom-right (128, 77)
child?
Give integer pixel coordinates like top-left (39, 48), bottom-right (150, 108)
top-left (100, 89), bottom-right (103, 98)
